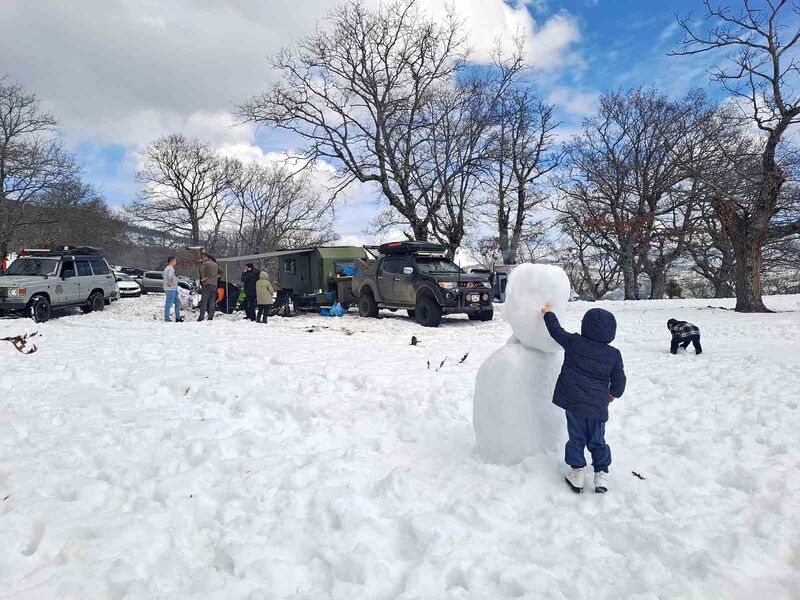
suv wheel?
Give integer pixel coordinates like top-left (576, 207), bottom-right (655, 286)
top-left (415, 296), bottom-right (442, 327)
top-left (358, 291), bottom-right (379, 318)
top-left (29, 295), bottom-right (51, 323)
top-left (82, 291), bottom-right (105, 314)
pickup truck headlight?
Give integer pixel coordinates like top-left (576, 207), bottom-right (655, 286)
top-left (438, 282), bottom-right (458, 289)
top-left (9, 288), bottom-right (25, 297)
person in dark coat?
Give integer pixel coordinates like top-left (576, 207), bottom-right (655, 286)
top-left (240, 263), bottom-right (260, 321)
top-left (667, 319), bottom-right (702, 355)
top-left (541, 306), bottom-right (626, 494)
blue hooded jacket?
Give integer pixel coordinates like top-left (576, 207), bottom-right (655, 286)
top-left (544, 309), bottom-right (626, 422)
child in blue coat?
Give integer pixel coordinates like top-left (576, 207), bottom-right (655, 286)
top-left (541, 305), bottom-right (626, 493)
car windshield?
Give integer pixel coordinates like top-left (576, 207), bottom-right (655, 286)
top-left (415, 258), bottom-right (462, 274)
top-left (5, 257), bottom-right (59, 276)
top-left (115, 273), bottom-right (131, 282)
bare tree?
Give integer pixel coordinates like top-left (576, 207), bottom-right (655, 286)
top-left (21, 179), bottom-right (127, 253)
top-left (127, 134), bottom-right (232, 248)
top-left (229, 160), bottom-right (336, 255)
top-left (238, 0), bottom-right (469, 241)
top-left (687, 201), bottom-right (736, 297)
top-left (418, 63), bottom-right (522, 257)
top-left (556, 88), bottom-right (708, 299)
top-left (672, 0), bottom-right (800, 311)
top-left (0, 77), bottom-right (79, 264)
top-left (486, 88), bottom-right (561, 264)
top-left (555, 214), bottom-right (621, 300)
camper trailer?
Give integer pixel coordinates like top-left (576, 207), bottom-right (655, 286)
top-left (217, 246), bottom-right (367, 312)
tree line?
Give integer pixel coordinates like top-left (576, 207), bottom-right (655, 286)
top-left (236, 0), bottom-right (800, 312)
top-left (2, 0), bottom-right (799, 312)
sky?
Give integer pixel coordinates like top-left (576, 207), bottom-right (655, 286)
top-left (1, 0), bottom-right (716, 246)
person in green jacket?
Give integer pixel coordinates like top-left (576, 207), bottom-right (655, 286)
top-left (255, 271), bottom-right (275, 323)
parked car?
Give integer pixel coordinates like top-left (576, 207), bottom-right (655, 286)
top-left (0, 247), bottom-right (116, 323)
top-left (352, 241), bottom-right (493, 327)
top-left (114, 272), bottom-right (142, 298)
top-left (141, 270), bottom-right (194, 294)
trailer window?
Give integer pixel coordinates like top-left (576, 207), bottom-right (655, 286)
top-left (284, 259), bottom-right (296, 275)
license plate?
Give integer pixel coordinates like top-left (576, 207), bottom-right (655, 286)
top-left (467, 293), bottom-right (479, 302)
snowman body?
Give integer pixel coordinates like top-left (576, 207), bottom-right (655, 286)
top-left (473, 263), bottom-right (571, 465)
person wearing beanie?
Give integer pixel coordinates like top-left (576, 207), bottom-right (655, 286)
top-left (240, 262), bottom-right (261, 321)
top-left (666, 318), bottom-right (702, 355)
top-left (541, 305), bottom-right (627, 494)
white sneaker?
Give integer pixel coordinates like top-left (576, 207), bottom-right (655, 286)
top-left (594, 471), bottom-right (609, 493)
top-left (565, 467), bottom-right (585, 493)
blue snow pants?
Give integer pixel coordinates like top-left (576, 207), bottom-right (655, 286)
top-left (565, 410), bottom-right (611, 473)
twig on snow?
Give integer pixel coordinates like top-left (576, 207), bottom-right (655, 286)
top-left (458, 352), bottom-right (469, 364)
top-left (632, 471), bottom-right (646, 480)
top-left (2, 332), bottom-right (38, 354)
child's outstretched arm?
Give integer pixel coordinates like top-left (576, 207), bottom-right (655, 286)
top-left (541, 306), bottom-right (573, 349)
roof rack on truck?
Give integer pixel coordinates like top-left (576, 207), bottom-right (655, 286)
top-left (20, 246), bottom-right (105, 257)
top-left (372, 241), bottom-right (447, 256)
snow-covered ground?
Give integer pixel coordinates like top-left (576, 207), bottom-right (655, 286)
top-left (1, 295), bottom-right (799, 599)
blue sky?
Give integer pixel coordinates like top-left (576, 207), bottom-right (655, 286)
top-left (2, 0), bottom-right (720, 244)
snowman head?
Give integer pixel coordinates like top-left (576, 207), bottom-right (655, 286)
top-left (504, 263), bottom-right (571, 352)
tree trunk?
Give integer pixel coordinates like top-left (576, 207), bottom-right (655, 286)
top-left (732, 236), bottom-right (770, 312)
top-left (411, 220), bottom-right (428, 242)
top-left (621, 256), bottom-right (636, 300)
top-left (648, 270), bottom-right (667, 300)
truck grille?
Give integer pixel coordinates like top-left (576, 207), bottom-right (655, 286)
top-left (0, 288), bottom-right (7, 298)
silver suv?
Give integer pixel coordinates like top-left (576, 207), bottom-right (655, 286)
top-left (0, 247), bottom-right (116, 323)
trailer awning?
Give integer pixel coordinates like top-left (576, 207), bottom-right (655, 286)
top-left (216, 248), bottom-right (315, 263)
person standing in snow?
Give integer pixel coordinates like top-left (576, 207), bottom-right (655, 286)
top-left (240, 263), bottom-right (260, 321)
top-left (541, 305), bottom-right (627, 494)
top-left (255, 271), bottom-right (275, 324)
top-left (197, 252), bottom-right (219, 321)
top-left (667, 319), bottom-right (702, 355)
top-left (162, 256), bottom-right (183, 322)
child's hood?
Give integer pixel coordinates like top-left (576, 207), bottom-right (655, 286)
top-left (259, 272), bottom-right (269, 280)
top-left (581, 308), bottom-right (617, 343)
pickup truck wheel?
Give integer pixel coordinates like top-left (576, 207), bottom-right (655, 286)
top-left (358, 292), bottom-right (379, 318)
top-left (415, 297), bottom-right (442, 327)
top-left (29, 295), bottom-right (51, 323)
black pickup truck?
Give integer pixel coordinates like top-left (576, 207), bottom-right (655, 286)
top-left (351, 241), bottom-right (494, 327)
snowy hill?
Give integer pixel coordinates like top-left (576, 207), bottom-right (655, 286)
top-left (1, 296), bottom-right (799, 598)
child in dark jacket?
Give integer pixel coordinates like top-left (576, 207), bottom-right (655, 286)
top-left (667, 319), bottom-right (702, 355)
top-left (541, 306), bottom-right (626, 494)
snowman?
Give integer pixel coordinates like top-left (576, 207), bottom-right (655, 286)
top-left (473, 263), bottom-right (571, 465)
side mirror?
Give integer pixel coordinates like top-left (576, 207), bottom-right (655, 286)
top-left (402, 266), bottom-right (414, 275)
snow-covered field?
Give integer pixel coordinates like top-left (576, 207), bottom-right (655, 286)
top-left (1, 295), bottom-right (799, 599)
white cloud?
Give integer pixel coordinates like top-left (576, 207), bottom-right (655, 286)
top-left (547, 87), bottom-right (599, 116)
top-left (416, 0), bottom-right (580, 68)
top-left (1, 0), bottom-right (582, 150)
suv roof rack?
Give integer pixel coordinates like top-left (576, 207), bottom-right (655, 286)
top-left (375, 241), bottom-right (446, 256)
top-left (21, 246), bottom-right (106, 257)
